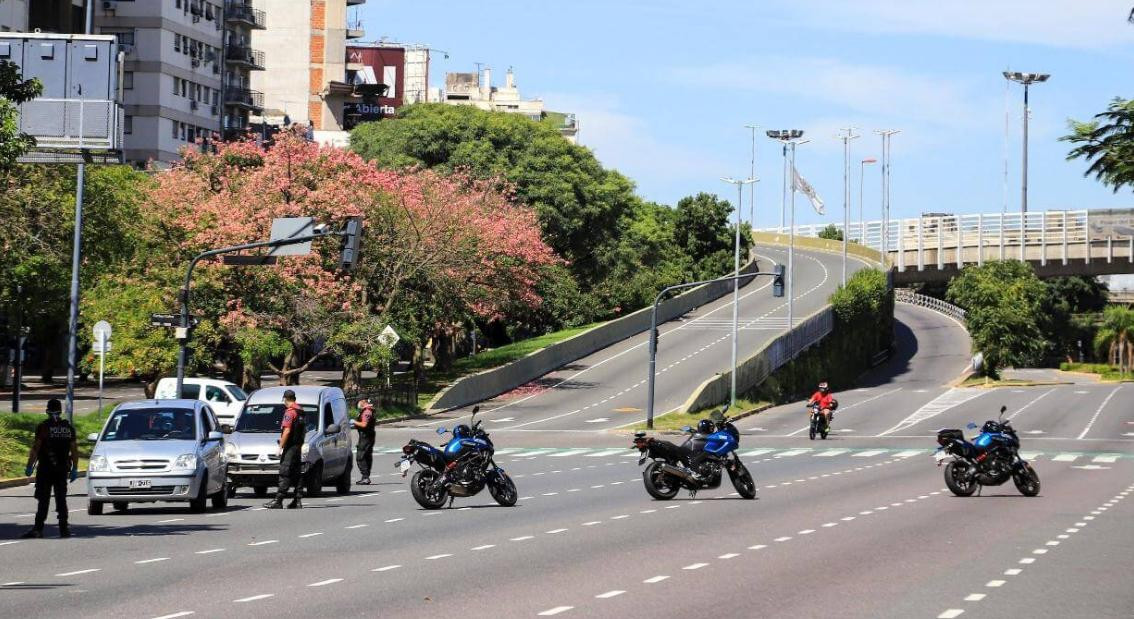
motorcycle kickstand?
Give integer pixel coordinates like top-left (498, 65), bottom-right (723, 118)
top-left (688, 489), bottom-right (698, 499)
top-left (447, 496), bottom-right (455, 509)
top-left (976, 485), bottom-right (983, 497)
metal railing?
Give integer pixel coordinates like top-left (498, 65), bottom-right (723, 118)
top-left (225, 2), bottom-right (266, 28)
top-left (345, 384), bottom-right (418, 409)
top-left (895, 289), bottom-right (967, 324)
top-left (224, 87), bottom-right (264, 109)
top-left (225, 45), bottom-right (265, 70)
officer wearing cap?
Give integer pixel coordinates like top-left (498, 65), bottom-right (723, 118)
top-left (352, 397), bottom-right (377, 485)
top-left (265, 390), bottom-right (306, 509)
top-left (21, 398), bottom-right (79, 538)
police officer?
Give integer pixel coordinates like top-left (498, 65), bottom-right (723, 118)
top-left (21, 398), bottom-right (79, 538)
top-left (265, 390), bottom-right (306, 509)
top-left (352, 397), bottom-right (377, 485)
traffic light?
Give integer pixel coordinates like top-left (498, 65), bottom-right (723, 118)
top-left (773, 264), bottom-right (786, 298)
top-left (339, 216), bottom-right (363, 271)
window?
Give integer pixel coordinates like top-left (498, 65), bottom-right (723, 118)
top-left (176, 0), bottom-right (182, 8)
top-left (109, 30), bottom-right (135, 46)
top-left (171, 118), bottom-right (178, 139)
top-left (235, 404), bottom-right (318, 432)
top-left (322, 403), bottom-right (334, 430)
top-left (100, 408), bottom-right (196, 441)
top-left (179, 122), bottom-right (186, 141)
top-left (123, 115), bottom-right (133, 134)
top-left (226, 386), bottom-right (248, 401)
top-left (123, 71), bottom-right (133, 89)
top-left (205, 385), bottom-right (230, 404)
top-left (180, 79), bottom-right (187, 97)
top-left (174, 33), bottom-right (180, 52)
top-left (199, 409), bottom-right (214, 434)
top-left (179, 383), bottom-right (200, 399)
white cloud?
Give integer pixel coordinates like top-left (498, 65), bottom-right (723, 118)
top-left (783, 0), bottom-right (1133, 51)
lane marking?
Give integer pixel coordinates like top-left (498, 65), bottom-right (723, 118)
top-left (135, 557), bottom-right (170, 565)
top-left (152, 613), bottom-right (195, 619)
top-left (643, 575), bottom-right (669, 584)
top-left (345, 524), bottom-right (368, 529)
top-left (938, 611), bottom-right (964, 619)
top-left (538, 606), bottom-right (574, 616)
top-left (299, 532), bottom-right (324, 538)
top-left (1006, 388), bottom-right (1055, 420)
top-left (510, 536), bottom-right (535, 542)
top-left (1078, 386), bottom-right (1121, 439)
top-left (787, 387), bottom-right (904, 436)
top-left (55, 569), bottom-right (100, 577)
top-left (372, 565), bottom-right (401, 572)
top-left (472, 544), bottom-right (496, 551)
top-left (964, 594), bottom-right (986, 602)
top-left (157, 518), bottom-right (184, 524)
top-left (852, 450), bottom-right (886, 458)
top-left (248, 540), bottom-right (278, 546)
top-left (195, 548), bottom-right (225, 555)
top-left (879, 388), bottom-right (986, 436)
top-left (308, 579), bottom-right (343, 587)
top-left (426, 554), bottom-right (453, 560)
top-left (682, 563), bottom-right (709, 570)
top-left (546, 528), bottom-right (568, 534)
top-left (233, 594), bottom-right (274, 603)
top-left (595, 590), bottom-right (625, 599)
top-left (718, 553), bottom-right (740, 559)
top-left (986, 580), bottom-right (1005, 587)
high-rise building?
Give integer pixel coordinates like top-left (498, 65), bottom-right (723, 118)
top-left (251, 0), bottom-right (365, 147)
top-left (221, 1), bottom-right (267, 140)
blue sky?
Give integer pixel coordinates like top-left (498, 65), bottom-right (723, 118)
top-left (358, 0), bottom-right (1134, 228)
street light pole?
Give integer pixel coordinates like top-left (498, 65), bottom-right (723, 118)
top-left (766, 130), bottom-right (805, 352)
top-left (874, 130), bottom-right (900, 260)
top-left (744, 124), bottom-right (759, 228)
top-left (721, 176), bottom-right (757, 407)
top-left (837, 127), bottom-right (860, 285)
top-left (860, 158), bottom-right (877, 244)
top-left (1003, 71), bottom-right (1049, 219)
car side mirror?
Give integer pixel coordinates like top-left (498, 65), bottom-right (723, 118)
top-left (206, 430), bottom-right (223, 442)
top-left (325, 423), bottom-right (340, 435)
top-left (87, 432), bottom-right (99, 443)
top-left (437, 427), bottom-right (447, 435)
top-left (220, 424), bottom-right (233, 434)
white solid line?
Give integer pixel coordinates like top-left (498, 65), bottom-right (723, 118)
top-left (426, 554), bottom-right (453, 560)
top-left (135, 557), bottom-right (170, 564)
top-left (308, 579), bottom-right (343, 587)
top-left (233, 594), bottom-right (274, 603)
top-left (299, 532), bottom-right (324, 538)
top-left (372, 565), bottom-right (401, 572)
top-left (595, 590), bottom-right (625, 599)
top-left (248, 540), bottom-right (278, 546)
top-left (643, 575), bottom-right (669, 584)
top-left (55, 569), bottom-right (100, 577)
top-left (152, 612), bottom-right (195, 619)
top-left (683, 563), bottom-right (709, 570)
top-left (195, 548), bottom-right (225, 554)
top-left (472, 544), bottom-right (496, 550)
top-left (2, 582), bottom-right (24, 586)
top-left (964, 594), bottom-right (986, 602)
top-left (1078, 386), bottom-right (1121, 439)
top-left (510, 536), bottom-right (534, 541)
top-left (537, 606), bottom-right (574, 616)
top-left (938, 610), bottom-right (964, 619)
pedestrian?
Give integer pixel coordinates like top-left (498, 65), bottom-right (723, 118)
top-left (265, 389), bottom-right (306, 509)
top-left (21, 398), bottom-right (79, 538)
top-left (352, 397), bottom-right (377, 485)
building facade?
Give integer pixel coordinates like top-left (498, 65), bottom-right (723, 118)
top-left (221, 0), bottom-right (266, 139)
top-left (443, 66), bottom-right (578, 143)
top-left (344, 41), bottom-right (430, 128)
top-left (251, 0), bottom-right (364, 146)
top-left (0, 0), bottom-right (29, 32)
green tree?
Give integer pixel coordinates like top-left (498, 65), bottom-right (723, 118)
top-left (1041, 276), bottom-right (1108, 362)
top-left (1062, 98), bottom-right (1134, 192)
top-left (0, 60), bottom-right (42, 170)
top-left (946, 261), bottom-right (1048, 378)
top-left (817, 224), bottom-right (844, 241)
top-left (672, 193), bottom-right (751, 280)
top-left (1094, 305), bottom-right (1134, 375)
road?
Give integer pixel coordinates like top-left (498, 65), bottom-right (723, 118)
top-left (1, 300), bottom-right (1131, 618)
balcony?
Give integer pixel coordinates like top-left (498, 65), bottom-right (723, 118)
top-left (346, 0), bottom-right (366, 5)
top-left (224, 87), bottom-right (264, 111)
top-left (346, 18), bottom-right (364, 39)
top-left (225, 2), bottom-right (266, 29)
top-left (225, 45), bottom-right (265, 70)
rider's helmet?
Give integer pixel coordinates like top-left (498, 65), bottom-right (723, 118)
top-left (452, 424), bottom-right (472, 439)
top-left (696, 419), bottom-right (715, 435)
top-left (818, 381), bottom-right (830, 394)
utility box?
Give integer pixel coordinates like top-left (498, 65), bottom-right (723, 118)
top-left (0, 33), bottom-right (122, 163)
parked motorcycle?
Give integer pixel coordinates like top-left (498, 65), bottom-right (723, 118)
top-left (396, 406), bottom-right (518, 509)
top-left (632, 406), bottom-right (756, 500)
top-left (934, 405), bottom-right (1041, 497)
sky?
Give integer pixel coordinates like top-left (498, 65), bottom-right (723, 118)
top-left (357, 0), bottom-right (1134, 229)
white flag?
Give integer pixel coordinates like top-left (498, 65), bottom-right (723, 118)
top-left (792, 166), bottom-right (825, 215)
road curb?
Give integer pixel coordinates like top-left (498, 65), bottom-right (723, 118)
top-left (0, 471), bottom-right (87, 489)
top-left (612, 402), bottom-right (774, 436)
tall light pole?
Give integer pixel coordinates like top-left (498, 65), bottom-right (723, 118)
top-left (874, 129), bottom-right (900, 259)
top-left (744, 124), bottom-right (759, 228)
top-left (860, 157), bottom-right (877, 244)
top-left (837, 127), bottom-right (861, 285)
top-left (721, 176), bottom-right (757, 407)
top-left (1003, 72), bottom-right (1049, 222)
top-left (766, 130), bottom-right (806, 353)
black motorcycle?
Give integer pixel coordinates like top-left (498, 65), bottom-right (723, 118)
top-left (935, 405), bottom-right (1041, 497)
top-left (396, 406), bottom-right (518, 509)
top-left (633, 407), bottom-right (756, 500)
top-left (807, 402), bottom-right (832, 440)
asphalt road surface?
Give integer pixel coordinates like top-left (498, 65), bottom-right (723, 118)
top-left (2, 298), bottom-right (1131, 618)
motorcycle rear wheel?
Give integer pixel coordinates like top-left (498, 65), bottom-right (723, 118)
top-left (642, 461), bottom-right (680, 500)
top-left (944, 461), bottom-right (977, 497)
top-left (488, 472), bottom-right (518, 507)
top-left (410, 469), bottom-right (448, 509)
top-left (1013, 463), bottom-right (1041, 497)
top-left (820, 419), bottom-right (829, 440)
top-left (728, 463), bottom-right (757, 499)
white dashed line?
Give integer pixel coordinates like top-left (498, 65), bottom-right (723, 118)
top-left (372, 565), bottom-right (401, 572)
top-left (510, 536), bottom-right (534, 542)
top-left (299, 532), bottom-right (324, 538)
top-left (152, 612), bottom-right (194, 619)
top-left (425, 554), bottom-right (453, 560)
top-left (643, 575), bottom-right (669, 584)
top-left (196, 548), bottom-right (225, 555)
top-left (135, 557), bottom-right (170, 565)
top-left (233, 594), bottom-right (273, 603)
top-left (248, 540), bottom-right (278, 546)
top-left (308, 579), bottom-right (343, 587)
top-left (55, 569), bottom-right (100, 577)
top-left (938, 610), bottom-right (964, 619)
top-left (538, 606), bottom-right (574, 616)
top-left (595, 590), bottom-right (625, 599)
top-left (683, 563), bottom-right (709, 570)
top-left (472, 544), bottom-right (496, 551)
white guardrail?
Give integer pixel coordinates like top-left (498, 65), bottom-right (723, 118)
top-left (894, 289), bottom-right (967, 325)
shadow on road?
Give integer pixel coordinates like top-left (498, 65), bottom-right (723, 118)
top-left (0, 521), bottom-right (226, 540)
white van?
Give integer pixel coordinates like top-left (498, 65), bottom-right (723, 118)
top-left (154, 377), bottom-right (248, 425)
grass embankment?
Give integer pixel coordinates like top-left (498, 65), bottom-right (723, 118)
top-left (0, 413), bottom-right (106, 479)
top-left (751, 232), bottom-right (884, 265)
top-left (960, 376), bottom-right (1053, 388)
top-left (1060, 362), bottom-right (1134, 382)
top-left (630, 398), bottom-right (771, 432)
top-left (413, 322), bottom-right (603, 409)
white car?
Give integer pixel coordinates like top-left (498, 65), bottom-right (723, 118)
top-left (86, 399), bottom-right (228, 515)
top-left (154, 377), bottom-right (248, 425)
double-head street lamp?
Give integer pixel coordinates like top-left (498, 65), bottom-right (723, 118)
top-left (1003, 71), bottom-right (1049, 219)
top-left (860, 157), bottom-right (877, 243)
top-left (766, 130), bottom-right (807, 352)
top-left (721, 176), bottom-right (757, 407)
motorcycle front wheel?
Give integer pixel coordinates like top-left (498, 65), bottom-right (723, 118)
top-left (488, 472), bottom-right (518, 507)
top-left (1013, 463), bottom-right (1041, 497)
top-left (410, 469), bottom-right (448, 509)
top-left (642, 461), bottom-right (680, 500)
top-left (944, 461), bottom-right (978, 497)
top-left (808, 418), bottom-right (817, 441)
top-left (728, 463), bottom-right (757, 499)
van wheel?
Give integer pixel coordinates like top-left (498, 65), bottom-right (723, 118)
top-left (305, 462), bottom-right (323, 498)
top-left (112, 501), bottom-right (129, 513)
top-left (189, 474), bottom-right (209, 512)
top-left (211, 479), bottom-right (229, 509)
top-left (335, 460), bottom-right (352, 495)
top-left (87, 501), bottom-right (104, 516)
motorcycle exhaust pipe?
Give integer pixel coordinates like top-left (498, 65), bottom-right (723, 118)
top-left (658, 463), bottom-right (695, 482)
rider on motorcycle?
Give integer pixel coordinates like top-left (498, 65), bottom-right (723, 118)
top-left (807, 382), bottom-right (837, 426)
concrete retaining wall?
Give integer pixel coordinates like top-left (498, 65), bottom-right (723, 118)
top-left (428, 256), bottom-right (764, 412)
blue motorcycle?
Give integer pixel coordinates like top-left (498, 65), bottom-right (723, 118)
top-left (396, 406), bottom-right (518, 509)
top-left (633, 406), bottom-right (756, 500)
top-left (935, 405), bottom-right (1041, 497)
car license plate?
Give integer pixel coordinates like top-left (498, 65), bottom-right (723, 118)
top-left (128, 479), bottom-right (151, 489)
top-left (399, 460), bottom-right (411, 474)
top-left (933, 451), bottom-right (948, 462)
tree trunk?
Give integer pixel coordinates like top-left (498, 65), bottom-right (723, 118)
top-left (341, 363), bottom-right (363, 396)
top-left (144, 374), bottom-right (161, 399)
top-left (432, 329), bottom-right (454, 372)
top-left (242, 365), bottom-right (262, 392)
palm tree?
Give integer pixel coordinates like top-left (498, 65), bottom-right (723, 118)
top-left (1094, 306), bottom-right (1134, 375)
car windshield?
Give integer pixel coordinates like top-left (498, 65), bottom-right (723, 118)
top-left (101, 408), bottom-right (197, 441)
top-left (234, 403), bottom-right (318, 433)
top-left (227, 386), bottom-right (248, 401)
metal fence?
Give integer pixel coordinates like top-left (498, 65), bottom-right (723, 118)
top-left (344, 384), bottom-right (418, 409)
top-left (894, 289), bottom-right (967, 324)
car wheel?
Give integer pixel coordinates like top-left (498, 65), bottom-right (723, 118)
top-left (305, 462), bottom-right (323, 498)
top-left (189, 473), bottom-right (209, 513)
top-left (112, 501), bottom-right (129, 513)
top-left (87, 501), bottom-right (104, 516)
top-left (335, 459), bottom-right (352, 495)
top-left (211, 478), bottom-right (229, 509)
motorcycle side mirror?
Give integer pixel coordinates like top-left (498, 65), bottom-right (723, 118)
top-left (436, 427), bottom-right (448, 435)
top-left (710, 410), bottom-right (724, 423)
top-left (681, 425), bottom-right (694, 433)
top-left (966, 422), bottom-right (978, 430)
top-left (472, 405), bottom-right (481, 414)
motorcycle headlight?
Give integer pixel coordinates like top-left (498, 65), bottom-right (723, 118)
top-left (88, 454), bottom-right (108, 472)
top-left (173, 453), bottom-right (198, 470)
top-left (301, 443), bottom-right (310, 459)
top-left (224, 442), bottom-right (238, 459)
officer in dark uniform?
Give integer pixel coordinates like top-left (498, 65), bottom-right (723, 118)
top-left (352, 397), bottom-right (377, 485)
top-left (22, 398), bottom-right (79, 538)
top-left (265, 390), bottom-right (306, 509)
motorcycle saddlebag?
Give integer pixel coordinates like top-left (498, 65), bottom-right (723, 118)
top-left (936, 428), bottom-right (964, 447)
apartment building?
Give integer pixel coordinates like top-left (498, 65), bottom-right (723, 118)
top-left (444, 66), bottom-right (579, 143)
top-left (221, 0), bottom-right (266, 139)
top-left (251, 0), bottom-right (365, 146)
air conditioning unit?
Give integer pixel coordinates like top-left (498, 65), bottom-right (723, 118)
top-left (102, 0), bottom-right (116, 10)
top-left (191, 58), bottom-right (200, 67)
top-left (118, 43), bottom-right (133, 55)
top-left (190, 100), bottom-right (199, 110)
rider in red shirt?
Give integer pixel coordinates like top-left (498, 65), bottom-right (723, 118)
top-left (807, 382), bottom-right (836, 426)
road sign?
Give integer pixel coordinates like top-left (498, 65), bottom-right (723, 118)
top-left (93, 320), bottom-right (112, 341)
top-left (378, 325), bottom-right (400, 348)
top-left (268, 217), bottom-right (316, 256)
top-left (92, 340), bottom-right (112, 353)
top-left (151, 313), bottom-right (200, 328)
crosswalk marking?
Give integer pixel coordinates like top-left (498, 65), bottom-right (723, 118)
top-left (1093, 454), bottom-right (1120, 463)
top-left (815, 449), bottom-right (849, 457)
top-left (1052, 454), bottom-right (1079, 462)
top-left (892, 449), bottom-right (925, 458)
top-left (740, 448), bottom-right (776, 457)
top-left (587, 449), bottom-right (626, 457)
top-left (548, 449), bottom-right (591, 458)
top-left (852, 450), bottom-right (886, 457)
top-left (775, 449), bottom-right (810, 457)
top-left (1019, 451), bottom-right (1042, 460)
top-left (878, 388), bottom-right (987, 436)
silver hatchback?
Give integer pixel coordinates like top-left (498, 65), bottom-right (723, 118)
top-left (86, 399), bottom-right (228, 515)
